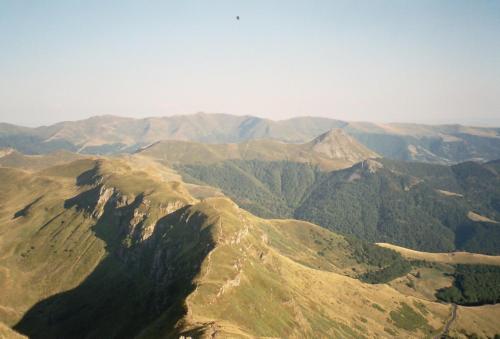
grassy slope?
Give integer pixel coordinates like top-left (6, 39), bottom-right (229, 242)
top-left (0, 157), bottom-right (203, 338)
top-left (1, 154), bottom-right (498, 338)
top-left (0, 165), bottom-right (97, 325)
top-left (378, 243), bottom-right (500, 266)
top-left (449, 304), bottom-right (500, 338)
top-left (376, 243), bottom-right (500, 338)
top-left (0, 149), bottom-right (86, 171)
top-left (165, 197), bottom-right (451, 338)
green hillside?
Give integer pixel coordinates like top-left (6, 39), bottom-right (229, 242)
top-left (1, 154), bottom-right (499, 337)
top-left (0, 158), bottom-right (202, 338)
top-left (175, 158), bottom-right (500, 254)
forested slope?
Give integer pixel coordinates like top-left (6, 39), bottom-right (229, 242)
top-left (177, 158), bottom-right (500, 254)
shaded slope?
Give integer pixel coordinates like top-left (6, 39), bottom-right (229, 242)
top-left (0, 158), bottom-right (214, 338)
top-left (14, 203), bottom-right (217, 339)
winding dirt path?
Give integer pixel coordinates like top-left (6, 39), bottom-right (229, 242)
top-left (435, 304), bottom-right (457, 339)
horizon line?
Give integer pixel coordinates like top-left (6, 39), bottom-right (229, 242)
top-left (2, 111), bottom-right (499, 130)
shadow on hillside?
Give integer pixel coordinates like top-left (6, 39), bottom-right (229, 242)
top-left (14, 186), bottom-right (215, 339)
top-left (75, 163), bottom-right (101, 186)
top-left (13, 196), bottom-right (44, 219)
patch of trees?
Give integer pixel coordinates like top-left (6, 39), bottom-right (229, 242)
top-left (346, 236), bottom-right (402, 267)
top-left (345, 236), bottom-right (412, 284)
top-left (436, 264), bottom-right (500, 305)
top-left (359, 260), bottom-right (411, 284)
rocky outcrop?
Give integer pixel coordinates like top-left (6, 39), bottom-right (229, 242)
top-left (92, 186), bottom-right (115, 218)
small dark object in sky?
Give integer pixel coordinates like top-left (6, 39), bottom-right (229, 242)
top-left (236, 16), bottom-right (240, 20)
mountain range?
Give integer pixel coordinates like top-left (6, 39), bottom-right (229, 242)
top-left (1, 113), bottom-right (500, 338)
top-left (2, 113), bottom-right (500, 163)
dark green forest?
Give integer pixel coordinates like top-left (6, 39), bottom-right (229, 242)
top-left (177, 158), bottom-right (500, 254)
top-left (436, 264), bottom-right (500, 305)
top-left (345, 236), bottom-right (412, 283)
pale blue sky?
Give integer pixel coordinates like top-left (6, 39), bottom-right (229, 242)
top-left (0, 0), bottom-right (499, 126)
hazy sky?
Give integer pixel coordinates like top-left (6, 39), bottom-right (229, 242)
top-left (0, 1), bottom-right (499, 127)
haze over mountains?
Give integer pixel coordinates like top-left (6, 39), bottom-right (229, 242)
top-left (2, 113), bottom-right (500, 164)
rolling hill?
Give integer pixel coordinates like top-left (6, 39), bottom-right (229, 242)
top-left (138, 128), bottom-right (378, 171)
top-left (2, 113), bottom-right (500, 163)
top-left (3, 154), bottom-right (496, 338)
top-left (377, 243), bottom-right (500, 266)
top-left (0, 148), bottom-right (87, 171)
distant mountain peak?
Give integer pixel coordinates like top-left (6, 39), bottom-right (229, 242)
top-left (308, 128), bottom-right (379, 162)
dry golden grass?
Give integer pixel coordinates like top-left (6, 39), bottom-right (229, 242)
top-left (449, 304), bottom-right (500, 338)
top-left (0, 149), bottom-right (87, 171)
top-left (377, 243), bottom-right (500, 266)
top-left (176, 198), bottom-right (451, 338)
top-left (436, 189), bottom-right (463, 197)
top-left (388, 267), bottom-right (454, 302)
top-left (0, 322), bottom-right (26, 339)
top-left (113, 154), bottom-right (226, 200)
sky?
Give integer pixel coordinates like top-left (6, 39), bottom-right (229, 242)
top-left (0, 0), bottom-right (499, 127)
